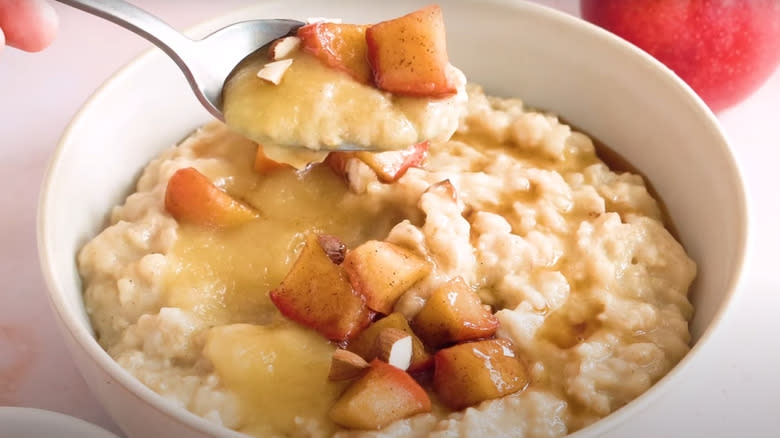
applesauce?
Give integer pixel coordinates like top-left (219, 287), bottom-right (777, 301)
top-left (222, 49), bottom-right (466, 151)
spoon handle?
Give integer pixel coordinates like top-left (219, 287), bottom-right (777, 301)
top-left (53, 0), bottom-right (194, 57)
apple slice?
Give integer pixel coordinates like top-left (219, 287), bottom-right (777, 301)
top-left (343, 240), bottom-right (431, 314)
top-left (297, 22), bottom-right (372, 84)
top-left (347, 312), bottom-right (432, 373)
top-left (366, 5), bottom-right (457, 97)
top-left (323, 151), bottom-right (352, 179)
top-left (355, 141), bottom-right (429, 183)
top-left (164, 167), bottom-right (258, 227)
top-left (269, 234), bottom-right (372, 341)
top-left (433, 338), bottom-right (529, 410)
top-left (254, 144), bottom-right (293, 174)
top-left (325, 141), bottom-right (429, 184)
top-left (412, 276), bottom-right (499, 348)
top-left (329, 359), bottom-right (431, 429)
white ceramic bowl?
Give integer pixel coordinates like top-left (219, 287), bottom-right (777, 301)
top-left (38, 1), bottom-right (748, 437)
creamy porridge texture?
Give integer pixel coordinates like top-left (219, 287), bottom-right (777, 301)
top-left (78, 5), bottom-right (695, 437)
top-left (78, 82), bottom-right (696, 437)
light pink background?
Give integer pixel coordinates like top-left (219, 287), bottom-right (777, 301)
top-left (0, 1), bottom-right (778, 437)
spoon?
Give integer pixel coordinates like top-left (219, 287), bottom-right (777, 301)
top-left (53, 0), bottom-right (303, 122)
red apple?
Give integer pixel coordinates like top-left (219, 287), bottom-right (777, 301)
top-left (580, 0), bottom-right (780, 112)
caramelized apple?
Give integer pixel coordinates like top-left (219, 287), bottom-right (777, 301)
top-left (355, 141), bottom-right (429, 182)
top-left (325, 141), bottom-right (429, 184)
top-left (433, 338), bottom-right (529, 410)
top-left (254, 144), bottom-right (292, 174)
top-left (297, 22), bottom-right (372, 84)
top-left (366, 5), bottom-right (456, 97)
top-left (269, 234), bottom-right (372, 341)
top-left (344, 240), bottom-right (431, 314)
top-left (412, 276), bottom-right (499, 348)
top-left (347, 313), bottom-right (432, 373)
top-left (329, 359), bottom-right (431, 429)
top-left (164, 167), bottom-right (258, 227)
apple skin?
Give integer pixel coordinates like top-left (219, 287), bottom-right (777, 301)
top-left (580, 0), bottom-right (780, 112)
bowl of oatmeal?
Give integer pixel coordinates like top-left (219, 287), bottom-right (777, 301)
top-left (38, 1), bottom-right (747, 438)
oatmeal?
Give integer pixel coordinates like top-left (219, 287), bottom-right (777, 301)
top-left (78, 84), bottom-right (695, 437)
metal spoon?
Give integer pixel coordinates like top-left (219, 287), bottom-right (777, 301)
top-left (53, 0), bottom-right (303, 122)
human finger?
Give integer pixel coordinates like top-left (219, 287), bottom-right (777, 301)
top-left (0, 0), bottom-right (58, 52)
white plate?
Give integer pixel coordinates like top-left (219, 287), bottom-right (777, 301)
top-left (0, 407), bottom-right (119, 438)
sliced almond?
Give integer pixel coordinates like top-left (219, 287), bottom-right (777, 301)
top-left (269, 36), bottom-right (301, 60)
top-left (318, 234), bottom-right (347, 265)
top-left (374, 328), bottom-right (413, 371)
top-left (257, 59), bottom-right (294, 85)
top-left (420, 179), bottom-right (465, 212)
top-left (305, 17), bottom-right (343, 24)
top-left (329, 349), bottom-right (370, 381)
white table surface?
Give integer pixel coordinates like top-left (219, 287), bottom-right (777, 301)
top-left (0, 1), bottom-right (777, 437)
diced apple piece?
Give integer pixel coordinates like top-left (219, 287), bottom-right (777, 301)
top-left (366, 5), bottom-right (456, 97)
top-left (433, 338), bottom-right (529, 410)
top-left (347, 313), bottom-right (432, 373)
top-left (355, 141), bottom-right (429, 183)
top-left (269, 234), bottom-right (372, 341)
top-left (324, 141), bottom-right (428, 184)
top-left (164, 167), bottom-right (258, 227)
top-left (344, 240), bottom-right (431, 314)
top-left (323, 151), bottom-right (352, 179)
top-left (329, 359), bottom-right (431, 429)
top-left (318, 234), bottom-right (347, 265)
top-left (412, 276), bottom-right (499, 348)
top-left (297, 22), bottom-right (372, 84)
top-left (254, 144), bottom-right (293, 174)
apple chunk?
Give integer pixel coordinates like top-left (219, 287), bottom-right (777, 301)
top-left (329, 359), bottom-right (431, 429)
top-left (433, 338), bottom-right (529, 410)
top-left (297, 22), bottom-right (372, 84)
top-left (254, 144), bottom-right (293, 174)
top-left (164, 167), bottom-right (258, 227)
top-left (347, 312), bottom-right (432, 373)
top-left (412, 276), bottom-right (499, 348)
top-left (269, 234), bottom-right (372, 341)
top-left (366, 5), bottom-right (456, 97)
top-left (325, 141), bottom-right (429, 184)
top-left (344, 240), bottom-right (431, 314)
top-left (355, 141), bottom-right (429, 183)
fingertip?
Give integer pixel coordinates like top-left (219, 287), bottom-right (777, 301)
top-left (30, 1), bottom-right (59, 52)
top-left (0, 0), bottom-right (59, 52)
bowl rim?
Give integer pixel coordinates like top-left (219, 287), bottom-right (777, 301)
top-left (37, 0), bottom-right (749, 437)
